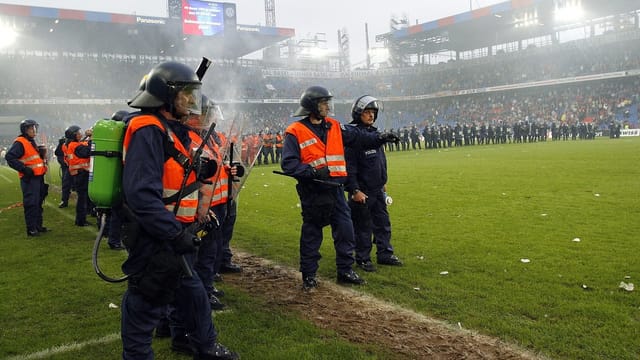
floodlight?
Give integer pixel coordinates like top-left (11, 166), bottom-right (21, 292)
top-left (0, 24), bottom-right (17, 49)
top-left (554, 3), bottom-right (584, 23)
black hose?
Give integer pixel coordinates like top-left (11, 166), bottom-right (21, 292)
top-left (92, 212), bottom-right (128, 283)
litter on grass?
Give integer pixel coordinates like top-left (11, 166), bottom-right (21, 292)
top-left (416, 256), bottom-right (424, 260)
top-left (520, 258), bottom-right (530, 263)
top-left (541, 213), bottom-right (548, 216)
top-left (109, 303), bottom-right (119, 309)
top-left (439, 271), bottom-right (449, 275)
top-left (413, 287), bottom-right (420, 291)
top-left (619, 282), bottom-right (634, 292)
top-left (572, 238), bottom-right (581, 242)
top-left (594, 193), bottom-right (600, 197)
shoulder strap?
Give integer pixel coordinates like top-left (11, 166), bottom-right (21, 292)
top-left (154, 115), bottom-right (199, 205)
top-left (156, 115), bottom-right (191, 170)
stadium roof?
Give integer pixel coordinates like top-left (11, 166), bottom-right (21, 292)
top-left (377, 0), bottom-right (640, 55)
top-left (0, 2), bottom-right (294, 59)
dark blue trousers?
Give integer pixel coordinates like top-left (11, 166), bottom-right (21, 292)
top-left (121, 253), bottom-right (216, 360)
top-left (72, 171), bottom-right (89, 225)
top-left (194, 204), bottom-right (225, 295)
top-left (20, 175), bottom-right (44, 232)
top-left (354, 189), bottom-right (394, 262)
top-left (60, 166), bottom-right (72, 203)
top-left (299, 186), bottom-right (355, 276)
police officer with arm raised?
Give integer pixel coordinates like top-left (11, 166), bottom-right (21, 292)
top-left (281, 85), bottom-right (399, 290)
top-left (345, 96), bottom-right (402, 273)
top-left (121, 61), bottom-right (238, 360)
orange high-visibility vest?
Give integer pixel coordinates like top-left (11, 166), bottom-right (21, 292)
top-left (285, 117), bottom-right (347, 177)
top-left (123, 115), bottom-right (199, 223)
top-left (15, 136), bottom-right (46, 178)
top-left (65, 141), bottom-right (90, 175)
top-left (190, 132), bottom-right (229, 212)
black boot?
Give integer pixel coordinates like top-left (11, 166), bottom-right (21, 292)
top-left (337, 269), bottom-right (365, 285)
top-left (302, 274), bottom-right (318, 290)
top-left (209, 294), bottom-right (226, 311)
top-left (194, 343), bottom-right (239, 360)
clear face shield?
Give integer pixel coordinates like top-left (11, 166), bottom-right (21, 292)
top-left (175, 84), bottom-right (202, 117)
top-left (317, 98), bottom-right (334, 117)
top-left (186, 103), bottom-right (224, 131)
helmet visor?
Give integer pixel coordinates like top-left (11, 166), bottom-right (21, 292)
top-left (175, 84), bottom-right (202, 116)
top-left (318, 98), bottom-right (334, 118)
top-left (187, 103), bottom-right (224, 130)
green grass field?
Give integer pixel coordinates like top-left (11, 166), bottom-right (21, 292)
top-left (1, 137), bottom-right (639, 359)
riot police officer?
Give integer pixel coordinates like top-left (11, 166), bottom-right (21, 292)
top-left (63, 125), bottom-right (92, 226)
top-left (54, 136), bottom-right (72, 208)
top-left (5, 119), bottom-right (49, 236)
top-left (281, 86), bottom-right (399, 290)
top-left (121, 61), bottom-right (237, 360)
top-left (346, 95), bottom-right (402, 273)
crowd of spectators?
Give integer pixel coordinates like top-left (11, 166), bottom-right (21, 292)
top-left (1, 28), bottom-right (638, 149)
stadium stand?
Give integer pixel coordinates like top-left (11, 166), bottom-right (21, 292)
top-left (1, 0), bottom-right (639, 149)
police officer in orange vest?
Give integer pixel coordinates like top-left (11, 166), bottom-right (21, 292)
top-left (274, 130), bottom-right (284, 163)
top-left (63, 125), bottom-right (92, 226)
top-left (281, 86), bottom-right (399, 290)
top-left (187, 95), bottom-right (244, 311)
top-left (121, 61), bottom-right (237, 360)
top-left (5, 119), bottom-right (49, 237)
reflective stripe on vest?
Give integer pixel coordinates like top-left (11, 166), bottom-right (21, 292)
top-left (285, 117), bottom-right (347, 177)
top-left (65, 141), bottom-right (90, 175)
top-left (123, 114), bottom-right (199, 223)
top-left (15, 136), bottom-right (46, 178)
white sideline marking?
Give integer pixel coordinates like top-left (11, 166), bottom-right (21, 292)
top-left (44, 201), bottom-right (101, 234)
top-left (5, 333), bottom-right (120, 360)
top-left (44, 201), bottom-right (76, 222)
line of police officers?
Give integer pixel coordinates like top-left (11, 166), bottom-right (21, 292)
top-left (5, 64), bottom-right (403, 359)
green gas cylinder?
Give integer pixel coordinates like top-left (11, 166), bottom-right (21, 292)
top-left (88, 119), bottom-right (126, 208)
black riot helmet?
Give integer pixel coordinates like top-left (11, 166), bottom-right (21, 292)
top-left (111, 110), bottom-right (129, 122)
top-left (20, 119), bottom-right (39, 136)
top-left (293, 86), bottom-right (333, 118)
top-left (128, 61), bottom-right (202, 117)
top-left (65, 125), bottom-right (81, 140)
top-left (350, 95), bottom-right (383, 124)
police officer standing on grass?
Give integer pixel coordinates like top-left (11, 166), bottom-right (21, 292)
top-left (281, 85), bottom-right (400, 290)
top-left (54, 135), bottom-right (72, 208)
top-left (63, 125), bottom-right (92, 226)
top-left (121, 61), bottom-right (237, 360)
top-left (346, 96), bottom-right (403, 273)
top-left (5, 119), bottom-right (50, 237)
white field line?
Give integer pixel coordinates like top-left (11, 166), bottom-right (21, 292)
top-left (5, 333), bottom-right (120, 360)
top-left (44, 200), bottom-right (99, 234)
top-left (0, 173), bottom-right (12, 183)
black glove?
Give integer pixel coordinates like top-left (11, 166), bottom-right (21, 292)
top-left (22, 167), bottom-right (34, 179)
top-left (172, 229), bottom-right (201, 254)
top-left (312, 166), bottom-right (330, 180)
top-left (378, 132), bottom-right (400, 144)
top-left (194, 157), bottom-right (218, 182)
top-left (230, 162), bottom-right (245, 178)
